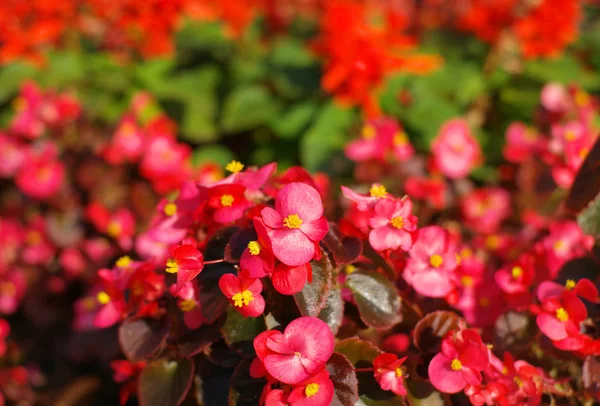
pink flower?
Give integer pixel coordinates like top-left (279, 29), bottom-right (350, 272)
top-left (0, 134), bottom-right (27, 177)
top-left (15, 143), bottom-right (64, 199)
top-left (494, 254), bottom-right (535, 295)
top-left (345, 117), bottom-right (414, 163)
top-left (0, 270), bottom-right (26, 315)
top-left (103, 115), bottom-right (146, 164)
top-left (261, 182), bottom-right (329, 266)
top-left (240, 218), bottom-right (275, 279)
top-left (140, 132), bottom-right (192, 193)
top-left (432, 118), bottom-right (482, 179)
top-left (503, 122), bottom-right (540, 163)
top-left (86, 203), bottom-right (136, 250)
top-left (460, 187), bottom-right (511, 234)
top-left (404, 175), bottom-right (448, 209)
top-left (341, 183), bottom-right (390, 211)
top-left (540, 82), bottom-right (569, 113)
top-left (535, 290), bottom-right (587, 342)
top-left (373, 353), bottom-right (408, 396)
top-left (219, 273), bottom-right (265, 318)
top-left (537, 278), bottom-right (599, 304)
top-left (404, 226), bottom-right (458, 298)
top-left (203, 183), bottom-right (251, 224)
top-left (170, 281), bottom-right (203, 329)
top-left (265, 368), bottom-right (334, 406)
top-left (253, 316), bottom-right (334, 384)
top-left (166, 238), bottom-right (204, 295)
top-left (368, 196), bottom-right (417, 252)
top-left (428, 328), bottom-right (489, 394)
top-left (539, 221), bottom-right (593, 278)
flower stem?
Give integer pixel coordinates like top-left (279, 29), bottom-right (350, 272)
top-left (354, 367), bottom-right (374, 373)
top-left (204, 259), bottom-right (225, 265)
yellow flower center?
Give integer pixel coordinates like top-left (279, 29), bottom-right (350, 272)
top-left (460, 276), bottom-right (474, 287)
top-left (390, 216), bottom-right (405, 229)
top-left (553, 240), bottom-right (565, 251)
top-left (232, 290), bottom-right (254, 307)
top-left (166, 259), bottom-right (179, 274)
top-left (295, 351), bottom-right (302, 357)
top-left (12, 96), bottom-right (27, 112)
top-left (247, 241), bottom-right (261, 255)
top-left (221, 194), bottom-right (234, 207)
top-left (511, 266), bottom-right (523, 279)
top-left (395, 367), bottom-right (403, 378)
top-left (131, 281), bottom-right (144, 296)
top-left (345, 264), bottom-right (357, 274)
top-left (430, 254), bottom-right (443, 268)
top-left (393, 131), bottom-right (408, 146)
top-left (565, 279), bottom-right (576, 290)
top-left (225, 160), bottom-right (244, 173)
top-left (116, 256), bottom-right (132, 268)
top-left (97, 291), bottom-right (110, 305)
top-left (486, 235), bottom-right (500, 249)
top-left (362, 124), bottom-right (376, 140)
top-left (179, 299), bottom-right (197, 312)
top-left (369, 184), bottom-right (387, 198)
top-left (283, 214), bottom-right (303, 229)
top-left (164, 203), bottom-right (177, 216)
top-left (451, 359), bottom-right (463, 371)
top-left (305, 383), bottom-right (320, 397)
top-left (514, 376), bottom-right (523, 387)
top-left (26, 231), bottom-right (42, 245)
top-left (564, 130), bottom-right (577, 141)
top-left (0, 282), bottom-right (16, 296)
top-left (556, 307), bottom-right (569, 322)
top-left (107, 221), bottom-right (121, 237)
top-left (479, 297), bottom-right (490, 307)
top-left (575, 91), bottom-right (590, 106)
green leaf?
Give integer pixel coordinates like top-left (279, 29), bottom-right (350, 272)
top-left (578, 193), bottom-right (600, 237)
top-left (118, 317), bottom-right (169, 362)
top-left (0, 63), bottom-right (37, 103)
top-left (139, 358), bottom-right (195, 406)
top-left (318, 287), bottom-right (344, 335)
top-left (269, 102), bottom-right (317, 139)
top-left (192, 145), bottom-right (235, 167)
top-left (222, 307), bottom-right (266, 356)
top-left (294, 251), bottom-right (333, 317)
top-left (405, 380), bottom-right (445, 406)
top-left (221, 86), bottom-right (278, 132)
top-left (346, 270), bottom-right (402, 330)
top-left (300, 101), bottom-right (355, 171)
top-left (327, 352), bottom-right (359, 406)
top-left (334, 338), bottom-right (382, 366)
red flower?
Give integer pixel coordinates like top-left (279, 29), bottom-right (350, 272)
top-left (261, 182), bottom-right (328, 266)
top-left (265, 368), bottom-right (334, 406)
top-left (15, 142), bottom-right (64, 199)
top-left (428, 328), bottom-right (489, 394)
top-left (373, 353), bottom-right (408, 396)
top-left (536, 289), bottom-right (587, 342)
top-left (253, 316), bottom-right (334, 385)
top-left (368, 196), bottom-right (417, 252)
top-left (204, 183), bottom-right (251, 224)
top-left (166, 238), bottom-right (204, 295)
top-left (240, 217), bottom-right (275, 279)
top-left (494, 254), bottom-right (535, 295)
top-left (219, 273), bottom-right (265, 318)
top-left (345, 118), bottom-right (414, 163)
top-left (270, 263), bottom-right (311, 295)
top-left (460, 187), bottom-right (511, 234)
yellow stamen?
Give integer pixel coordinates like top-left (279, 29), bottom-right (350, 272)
top-left (460, 247), bottom-right (473, 259)
top-left (116, 256), bottom-right (132, 268)
top-left (393, 131), bottom-right (408, 146)
top-left (0, 282), bottom-right (16, 296)
top-left (556, 307), bottom-right (569, 322)
top-left (369, 184), bottom-right (387, 198)
top-left (225, 160), bottom-right (244, 173)
top-left (575, 91), bottom-right (590, 106)
top-left (362, 124), bottom-right (376, 140)
top-left (564, 130), bottom-right (577, 142)
top-left (345, 264), bottom-right (357, 274)
top-left (97, 291), bottom-right (110, 305)
top-left (479, 297), bottom-right (490, 307)
top-left (107, 221), bottom-right (121, 237)
top-left (164, 203), bottom-right (177, 216)
top-left (553, 240), bottom-right (565, 252)
top-left (565, 279), bottom-right (576, 290)
top-left (232, 290), bottom-right (254, 307)
top-left (12, 96), bottom-right (27, 112)
top-left (514, 376), bottom-right (523, 387)
top-left (26, 231), bottom-right (42, 246)
top-left (430, 254), bottom-right (443, 268)
top-left (166, 259), bottom-right (179, 274)
top-left (450, 359), bottom-right (462, 371)
top-left (486, 344), bottom-right (494, 349)
top-left (248, 241), bottom-right (261, 255)
top-left (511, 266), bottom-right (523, 279)
top-left (460, 276), bottom-right (474, 287)
top-left (295, 351), bottom-right (302, 357)
top-left (221, 194), bottom-right (234, 207)
top-left (283, 214), bottom-right (303, 229)
top-left (179, 299), bottom-right (197, 312)
top-left (305, 383), bottom-right (320, 397)
top-left (395, 367), bottom-right (403, 377)
top-left (486, 235), bottom-right (500, 249)
top-left (390, 216), bottom-right (405, 229)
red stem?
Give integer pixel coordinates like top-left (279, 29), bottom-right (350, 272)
top-left (354, 367), bottom-right (374, 373)
top-left (204, 258), bottom-right (225, 265)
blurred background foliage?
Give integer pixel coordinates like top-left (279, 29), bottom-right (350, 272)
top-left (1, 4), bottom-right (599, 174)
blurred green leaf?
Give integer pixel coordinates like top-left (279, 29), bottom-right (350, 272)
top-left (0, 63), bottom-right (36, 103)
top-left (300, 101), bottom-right (355, 171)
top-left (269, 101), bottom-right (317, 139)
top-left (192, 145), bottom-right (235, 166)
top-left (221, 86), bottom-right (278, 132)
